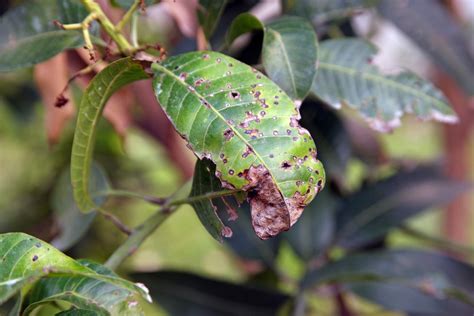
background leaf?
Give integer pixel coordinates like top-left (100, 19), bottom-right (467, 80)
top-left (0, 233), bottom-right (150, 305)
top-left (0, 0), bottom-right (94, 72)
top-left (311, 39), bottom-right (457, 132)
top-left (197, 0), bottom-right (228, 39)
top-left (24, 260), bottom-right (143, 315)
top-left (71, 57), bottom-right (148, 213)
top-left (133, 271), bottom-right (289, 316)
top-left (152, 51), bottom-right (325, 239)
top-left (225, 13), bottom-right (263, 48)
top-left (50, 163), bottom-right (110, 251)
top-left (282, 0), bottom-right (378, 25)
top-left (335, 165), bottom-right (471, 249)
top-left (262, 16), bottom-right (318, 100)
top-left (378, 0), bottom-right (474, 95)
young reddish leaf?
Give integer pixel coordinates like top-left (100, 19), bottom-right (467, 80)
top-left (152, 51), bottom-right (325, 239)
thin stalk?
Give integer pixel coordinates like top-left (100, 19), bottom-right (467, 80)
top-left (116, 0), bottom-right (141, 31)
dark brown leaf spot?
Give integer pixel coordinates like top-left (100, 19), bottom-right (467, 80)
top-left (281, 161), bottom-right (291, 169)
top-left (229, 91), bottom-right (240, 99)
top-left (32, 255), bottom-right (38, 262)
top-left (223, 128), bottom-right (234, 141)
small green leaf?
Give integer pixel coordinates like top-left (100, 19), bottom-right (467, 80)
top-left (189, 159), bottom-right (230, 242)
top-left (0, 233), bottom-right (151, 305)
top-left (225, 13), bottom-right (263, 47)
top-left (197, 0), bottom-right (228, 39)
top-left (51, 163), bottom-right (110, 251)
top-left (152, 51), bottom-right (325, 239)
top-left (263, 16), bottom-right (318, 100)
top-left (71, 57), bottom-right (149, 213)
top-left (0, 0), bottom-right (94, 72)
top-left (24, 260), bottom-right (144, 315)
top-left (312, 39), bottom-right (457, 132)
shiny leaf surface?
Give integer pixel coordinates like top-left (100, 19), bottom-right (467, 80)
top-left (225, 13), bottom-right (263, 47)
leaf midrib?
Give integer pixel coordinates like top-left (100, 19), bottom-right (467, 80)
top-left (153, 62), bottom-right (287, 205)
top-left (318, 62), bottom-right (448, 109)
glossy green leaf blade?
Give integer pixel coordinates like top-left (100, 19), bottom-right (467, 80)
top-left (282, 0), bottom-right (378, 24)
top-left (225, 13), bottom-right (263, 47)
top-left (335, 165), bottom-right (471, 249)
top-left (0, 0), bottom-right (91, 71)
top-left (71, 57), bottom-right (148, 213)
top-left (133, 271), bottom-right (289, 316)
top-left (189, 159), bottom-right (230, 242)
top-left (51, 163), bottom-right (110, 251)
top-left (24, 260), bottom-right (144, 316)
top-left (0, 233), bottom-right (151, 305)
top-left (262, 16), bottom-right (318, 100)
top-left (312, 39), bottom-right (457, 132)
top-left (378, 0), bottom-right (474, 95)
top-left (152, 51), bottom-right (325, 239)
top-left (197, 0), bottom-right (228, 39)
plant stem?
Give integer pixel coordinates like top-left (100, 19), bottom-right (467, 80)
top-left (80, 0), bottom-right (133, 54)
top-left (117, 0), bottom-right (141, 31)
top-left (169, 189), bottom-right (238, 206)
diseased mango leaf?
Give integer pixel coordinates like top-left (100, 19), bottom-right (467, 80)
top-left (50, 163), bottom-right (110, 251)
top-left (378, 0), bottom-right (474, 95)
top-left (71, 57), bottom-right (149, 213)
top-left (197, 0), bottom-right (228, 39)
top-left (301, 249), bottom-right (474, 314)
top-left (225, 13), bottom-right (263, 48)
top-left (262, 16), bottom-right (318, 101)
top-left (335, 165), bottom-right (471, 249)
top-left (190, 159), bottom-right (231, 242)
top-left (282, 0), bottom-right (379, 25)
top-left (0, 233), bottom-right (151, 305)
top-left (152, 51), bottom-right (325, 239)
top-left (133, 271), bottom-right (289, 316)
top-left (311, 39), bottom-right (457, 132)
top-left (24, 260), bottom-right (144, 315)
top-left (0, 0), bottom-right (95, 72)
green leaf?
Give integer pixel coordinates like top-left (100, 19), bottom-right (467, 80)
top-left (133, 271), bottom-right (289, 316)
top-left (262, 16), bottom-right (318, 101)
top-left (189, 159), bottom-right (230, 242)
top-left (378, 0), bottom-right (474, 95)
top-left (335, 165), bottom-right (471, 249)
top-left (152, 51), bottom-right (325, 239)
top-left (197, 0), bottom-right (228, 39)
top-left (56, 309), bottom-right (97, 316)
top-left (225, 13), bottom-right (263, 48)
top-left (283, 189), bottom-right (336, 261)
top-left (51, 163), bottom-right (110, 251)
top-left (282, 0), bottom-right (378, 24)
top-left (0, 233), bottom-right (151, 305)
top-left (71, 57), bottom-right (149, 213)
top-left (312, 39), bottom-right (457, 132)
top-left (24, 260), bottom-right (144, 315)
top-left (301, 249), bottom-right (474, 314)
top-left (0, 0), bottom-right (93, 72)
top-left (0, 293), bottom-right (22, 316)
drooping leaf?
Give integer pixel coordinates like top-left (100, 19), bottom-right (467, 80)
top-left (24, 260), bottom-right (144, 315)
top-left (189, 159), bottom-right (231, 242)
top-left (300, 100), bottom-right (352, 179)
top-left (50, 163), bottom-right (110, 251)
top-left (282, 189), bottom-right (336, 261)
top-left (282, 0), bottom-right (378, 25)
top-left (301, 249), bottom-right (474, 314)
top-left (71, 57), bottom-right (149, 213)
top-left (262, 16), bottom-right (318, 101)
top-left (335, 165), bottom-right (471, 249)
top-left (378, 0), bottom-right (474, 95)
top-left (133, 271), bottom-right (289, 316)
top-left (197, 0), bottom-right (228, 39)
top-left (0, 233), bottom-right (151, 305)
top-left (225, 13), bottom-right (263, 48)
top-left (311, 39), bottom-right (457, 132)
top-left (0, 0), bottom-right (94, 72)
top-left (152, 51), bottom-right (325, 239)
top-left (350, 281), bottom-right (474, 315)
